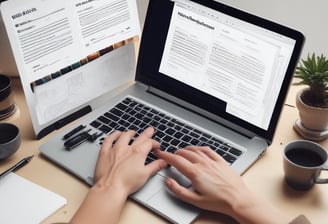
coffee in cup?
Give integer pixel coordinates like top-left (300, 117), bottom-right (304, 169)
top-left (283, 140), bottom-right (328, 190)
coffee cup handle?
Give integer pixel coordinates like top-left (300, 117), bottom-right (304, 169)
top-left (315, 163), bottom-right (328, 184)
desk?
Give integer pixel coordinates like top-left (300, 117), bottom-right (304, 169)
top-left (1, 77), bottom-right (327, 224)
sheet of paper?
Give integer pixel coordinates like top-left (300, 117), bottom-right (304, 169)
top-left (0, 173), bottom-right (67, 224)
top-left (1, 0), bottom-right (140, 136)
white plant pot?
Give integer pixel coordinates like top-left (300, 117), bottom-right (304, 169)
top-left (294, 89), bottom-right (328, 141)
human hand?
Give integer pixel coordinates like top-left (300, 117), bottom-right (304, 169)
top-left (70, 127), bottom-right (167, 224)
top-left (155, 146), bottom-right (251, 215)
top-left (156, 146), bottom-right (290, 224)
top-left (93, 127), bottom-right (167, 196)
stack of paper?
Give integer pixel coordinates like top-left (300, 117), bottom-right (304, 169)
top-left (0, 173), bottom-right (67, 224)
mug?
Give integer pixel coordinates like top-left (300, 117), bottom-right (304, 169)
top-left (283, 140), bottom-right (328, 190)
top-left (0, 123), bottom-right (20, 160)
top-left (0, 74), bottom-right (16, 120)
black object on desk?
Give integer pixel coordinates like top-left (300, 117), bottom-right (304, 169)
top-left (62, 124), bottom-right (86, 140)
top-left (36, 105), bottom-right (92, 139)
top-left (0, 155), bottom-right (34, 180)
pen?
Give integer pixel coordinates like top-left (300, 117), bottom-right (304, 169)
top-left (0, 155), bottom-right (34, 180)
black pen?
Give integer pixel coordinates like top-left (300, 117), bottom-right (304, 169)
top-left (0, 155), bottom-right (34, 180)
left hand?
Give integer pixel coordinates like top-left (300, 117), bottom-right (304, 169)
top-left (93, 127), bottom-right (167, 196)
top-left (70, 127), bottom-right (167, 224)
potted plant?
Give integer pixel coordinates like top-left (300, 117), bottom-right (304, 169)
top-left (293, 53), bottom-right (328, 140)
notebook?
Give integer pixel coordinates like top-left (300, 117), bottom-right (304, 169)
top-left (0, 173), bottom-right (66, 224)
top-left (40, 0), bottom-right (304, 223)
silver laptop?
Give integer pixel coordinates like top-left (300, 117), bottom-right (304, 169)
top-left (40, 0), bottom-right (304, 223)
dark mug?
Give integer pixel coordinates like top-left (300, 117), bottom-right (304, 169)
top-left (0, 74), bottom-right (16, 120)
top-left (0, 123), bottom-right (20, 160)
top-left (283, 140), bottom-right (328, 190)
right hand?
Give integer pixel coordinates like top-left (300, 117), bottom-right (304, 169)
top-left (155, 146), bottom-right (251, 216)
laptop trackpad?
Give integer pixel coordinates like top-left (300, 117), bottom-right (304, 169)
top-left (147, 187), bottom-right (200, 224)
top-left (131, 174), bottom-right (199, 224)
top-left (131, 174), bottom-right (166, 201)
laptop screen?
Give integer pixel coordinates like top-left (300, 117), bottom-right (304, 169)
top-left (136, 0), bottom-right (304, 142)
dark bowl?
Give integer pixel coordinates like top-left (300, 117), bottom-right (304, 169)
top-left (0, 123), bottom-right (20, 160)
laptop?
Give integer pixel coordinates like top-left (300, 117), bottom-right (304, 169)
top-left (40, 0), bottom-right (304, 223)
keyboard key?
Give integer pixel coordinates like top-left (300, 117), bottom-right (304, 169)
top-left (178, 142), bottom-right (189, 148)
top-left (229, 147), bottom-right (243, 156)
top-left (190, 132), bottom-right (200, 138)
top-left (90, 120), bottom-right (101, 128)
top-left (163, 135), bottom-right (173, 143)
top-left (105, 112), bottom-right (119, 121)
top-left (158, 124), bottom-right (166, 131)
top-left (220, 144), bottom-right (231, 151)
top-left (190, 139), bottom-right (200, 145)
top-left (165, 128), bottom-right (175, 135)
top-left (98, 116), bottom-right (110, 124)
top-left (171, 139), bottom-right (181, 146)
top-left (110, 108), bottom-right (124, 117)
top-left (223, 153), bottom-right (236, 164)
top-left (154, 130), bottom-right (165, 138)
top-left (173, 131), bottom-right (183, 139)
top-left (116, 103), bottom-right (128, 111)
top-left (109, 122), bottom-right (119, 129)
top-left (215, 148), bottom-right (225, 156)
top-left (99, 125), bottom-right (111, 134)
top-left (182, 135), bottom-right (192, 142)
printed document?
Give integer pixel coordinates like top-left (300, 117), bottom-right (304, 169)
top-left (1, 0), bottom-right (140, 136)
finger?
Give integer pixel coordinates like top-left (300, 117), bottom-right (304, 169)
top-left (94, 131), bottom-right (122, 181)
top-left (145, 159), bottom-right (168, 176)
top-left (129, 138), bottom-right (160, 161)
top-left (165, 178), bottom-right (200, 205)
top-left (132, 127), bottom-right (155, 145)
top-left (101, 130), bottom-right (122, 150)
top-left (191, 146), bottom-right (230, 165)
top-left (183, 146), bottom-right (221, 162)
top-left (151, 139), bottom-right (161, 150)
top-left (155, 149), bottom-right (193, 176)
top-left (98, 131), bottom-right (122, 162)
top-left (174, 148), bottom-right (205, 163)
top-left (113, 130), bottom-right (135, 148)
top-left (131, 128), bottom-right (160, 157)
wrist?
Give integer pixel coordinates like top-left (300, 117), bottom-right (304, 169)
top-left (91, 180), bottom-right (129, 199)
top-left (70, 181), bottom-right (128, 224)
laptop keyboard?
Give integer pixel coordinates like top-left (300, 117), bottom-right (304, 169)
top-left (89, 97), bottom-right (243, 164)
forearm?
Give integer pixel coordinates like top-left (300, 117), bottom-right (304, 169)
top-left (70, 185), bottom-right (128, 224)
top-left (230, 193), bottom-right (289, 224)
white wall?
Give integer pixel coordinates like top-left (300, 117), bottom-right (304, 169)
top-left (218, 0), bottom-right (328, 58)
